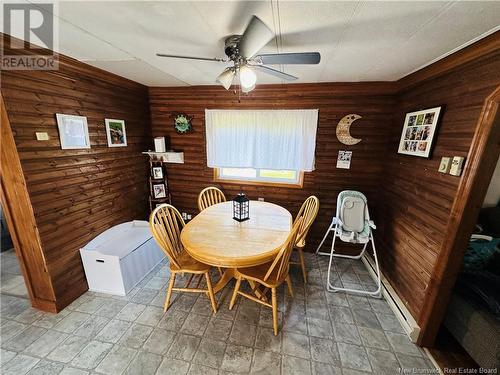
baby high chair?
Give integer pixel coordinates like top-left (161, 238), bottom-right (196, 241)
top-left (316, 190), bottom-right (381, 296)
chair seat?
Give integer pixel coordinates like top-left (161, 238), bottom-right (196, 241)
top-left (337, 226), bottom-right (370, 244)
top-left (171, 251), bottom-right (211, 274)
top-left (236, 261), bottom-right (284, 288)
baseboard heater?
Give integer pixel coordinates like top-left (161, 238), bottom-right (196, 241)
top-left (361, 255), bottom-right (421, 343)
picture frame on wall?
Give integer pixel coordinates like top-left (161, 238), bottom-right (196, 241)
top-left (152, 166), bottom-right (163, 179)
top-left (56, 114), bottom-right (91, 149)
top-left (105, 119), bottom-right (127, 147)
top-left (397, 106), bottom-right (442, 158)
top-left (336, 150), bottom-right (352, 169)
top-left (152, 183), bottom-right (167, 199)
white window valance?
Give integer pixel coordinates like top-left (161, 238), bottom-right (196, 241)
top-left (205, 109), bottom-right (318, 172)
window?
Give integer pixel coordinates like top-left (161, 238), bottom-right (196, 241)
top-left (215, 167), bottom-right (303, 187)
top-left (205, 109), bottom-right (318, 188)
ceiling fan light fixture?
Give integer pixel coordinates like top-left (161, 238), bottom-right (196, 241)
top-left (239, 65), bottom-right (257, 90)
top-left (241, 83), bottom-right (255, 93)
top-left (156, 15), bottom-right (320, 91)
top-left (216, 68), bottom-right (235, 90)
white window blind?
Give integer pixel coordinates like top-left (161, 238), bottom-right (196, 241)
top-left (205, 109), bottom-right (318, 172)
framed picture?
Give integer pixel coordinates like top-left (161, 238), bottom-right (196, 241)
top-left (336, 150), bottom-right (352, 169)
top-left (152, 166), bottom-right (163, 179)
top-left (105, 119), bottom-right (127, 147)
top-left (397, 106), bottom-right (442, 158)
top-left (56, 114), bottom-right (91, 149)
top-left (153, 183), bottom-right (167, 199)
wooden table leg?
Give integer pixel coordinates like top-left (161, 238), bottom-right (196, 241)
top-left (212, 268), bottom-right (265, 301)
top-left (213, 268), bottom-right (235, 293)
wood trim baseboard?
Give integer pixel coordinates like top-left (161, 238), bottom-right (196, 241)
top-left (361, 255), bottom-right (421, 343)
top-left (54, 281), bottom-right (89, 312)
top-left (32, 297), bottom-right (58, 314)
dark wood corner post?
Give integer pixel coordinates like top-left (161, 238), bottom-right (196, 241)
top-left (0, 93), bottom-right (58, 312)
top-left (417, 85), bottom-right (500, 346)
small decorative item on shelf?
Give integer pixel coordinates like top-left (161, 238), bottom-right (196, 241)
top-left (151, 166), bottom-right (163, 179)
top-left (154, 137), bottom-right (167, 152)
top-left (233, 193), bottom-right (250, 222)
top-left (152, 183), bottom-right (167, 199)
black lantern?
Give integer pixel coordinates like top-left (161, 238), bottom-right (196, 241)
top-left (233, 193), bottom-right (250, 222)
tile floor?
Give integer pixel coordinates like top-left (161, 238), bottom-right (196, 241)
top-left (0, 252), bottom-right (437, 374)
top-left (1, 249), bottom-right (29, 298)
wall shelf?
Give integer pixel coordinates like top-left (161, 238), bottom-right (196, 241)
top-left (142, 151), bottom-right (184, 164)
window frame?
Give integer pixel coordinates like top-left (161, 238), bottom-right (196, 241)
top-left (213, 168), bottom-right (304, 189)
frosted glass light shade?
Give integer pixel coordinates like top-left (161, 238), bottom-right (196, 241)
top-left (239, 65), bottom-right (257, 90)
top-left (216, 68), bottom-right (235, 90)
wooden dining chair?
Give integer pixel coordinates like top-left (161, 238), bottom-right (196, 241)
top-left (290, 196), bottom-right (320, 282)
top-left (198, 186), bottom-right (226, 212)
top-left (149, 204), bottom-right (218, 313)
top-left (229, 217), bottom-right (303, 336)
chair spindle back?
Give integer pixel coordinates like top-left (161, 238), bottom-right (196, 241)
top-left (149, 204), bottom-right (186, 270)
top-left (264, 217), bottom-right (303, 282)
top-left (295, 196), bottom-right (320, 246)
top-left (198, 186), bottom-right (226, 212)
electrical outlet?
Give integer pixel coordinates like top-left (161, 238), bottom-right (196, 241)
top-left (35, 132), bottom-right (49, 141)
top-left (187, 214), bottom-right (192, 220)
top-left (438, 157), bottom-right (451, 173)
top-left (449, 156), bottom-right (465, 176)
top-left (258, 197), bottom-right (265, 202)
top-left (181, 212), bottom-right (188, 220)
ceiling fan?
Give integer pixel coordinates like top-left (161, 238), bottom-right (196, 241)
top-left (156, 15), bottom-right (321, 92)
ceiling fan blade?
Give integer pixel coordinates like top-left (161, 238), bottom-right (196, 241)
top-left (216, 68), bottom-right (236, 90)
top-left (253, 52), bottom-right (321, 65)
top-left (239, 16), bottom-right (274, 58)
top-left (251, 65), bottom-right (297, 81)
top-left (156, 53), bottom-right (226, 62)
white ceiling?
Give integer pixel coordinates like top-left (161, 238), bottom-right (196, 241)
top-left (19, 1), bottom-right (500, 86)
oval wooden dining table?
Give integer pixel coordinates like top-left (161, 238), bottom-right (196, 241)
top-left (180, 200), bottom-right (292, 293)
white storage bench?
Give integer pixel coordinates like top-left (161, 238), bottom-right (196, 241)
top-left (80, 220), bottom-right (164, 296)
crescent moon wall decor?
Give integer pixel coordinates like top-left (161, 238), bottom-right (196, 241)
top-left (336, 114), bottom-right (362, 145)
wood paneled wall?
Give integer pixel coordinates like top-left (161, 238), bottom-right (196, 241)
top-left (149, 34), bottom-right (500, 338)
top-left (149, 83), bottom-right (396, 257)
top-left (2, 28), bottom-right (499, 346)
top-left (1, 38), bottom-right (151, 310)
top-left (378, 48), bottom-right (500, 322)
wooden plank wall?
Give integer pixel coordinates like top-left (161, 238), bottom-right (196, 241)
top-left (149, 83), bottom-right (396, 256)
top-left (2, 29), bottom-right (498, 334)
top-left (1, 41), bottom-right (151, 309)
top-left (378, 49), bottom-right (500, 321)
top-left (149, 39), bottom-right (500, 326)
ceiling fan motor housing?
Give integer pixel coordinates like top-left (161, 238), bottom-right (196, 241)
top-left (157, 15), bottom-right (318, 90)
top-left (224, 35), bottom-right (242, 61)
